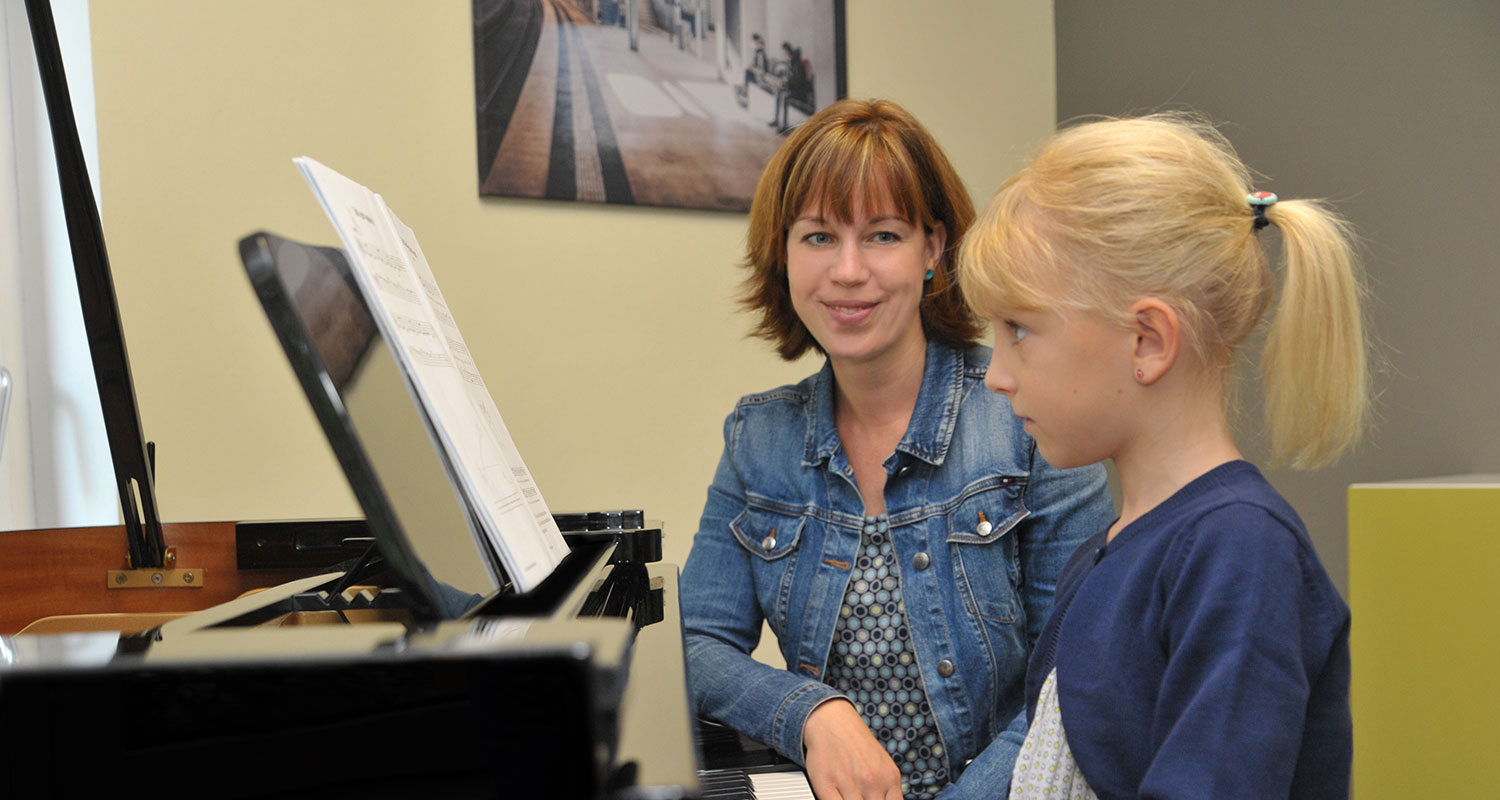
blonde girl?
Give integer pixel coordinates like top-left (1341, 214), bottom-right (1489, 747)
top-left (958, 114), bottom-right (1364, 799)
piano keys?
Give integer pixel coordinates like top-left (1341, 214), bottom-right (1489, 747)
top-left (696, 718), bottom-right (814, 799)
top-left (698, 770), bottom-right (816, 800)
top-left (747, 772), bottom-right (818, 799)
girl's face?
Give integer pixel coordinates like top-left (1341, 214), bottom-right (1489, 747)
top-left (786, 196), bottom-right (943, 373)
top-left (983, 302), bottom-right (1135, 469)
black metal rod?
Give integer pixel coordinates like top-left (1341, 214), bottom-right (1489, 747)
top-left (23, 0), bottom-right (165, 567)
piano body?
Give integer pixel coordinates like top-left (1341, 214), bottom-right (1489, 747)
top-left (0, 3), bottom-right (811, 797)
top-left (3, 152), bottom-right (702, 799)
top-left (1, 530), bottom-right (700, 799)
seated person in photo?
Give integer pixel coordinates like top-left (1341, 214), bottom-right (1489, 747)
top-left (747, 34), bottom-right (771, 87)
top-left (769, 41), bottom-right (812, 131)
top-left (680, 98), bottom-right (1113, 800)
top-left (737, 32), bottom-right (772, 106)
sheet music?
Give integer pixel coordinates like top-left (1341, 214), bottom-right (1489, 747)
top-left (294, 157), bottom-right (568, 592)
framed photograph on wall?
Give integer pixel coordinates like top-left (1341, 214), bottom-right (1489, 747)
top-left (473, 0), bottom-right (847, 212)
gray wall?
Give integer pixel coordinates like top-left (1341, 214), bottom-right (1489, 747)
top-left (1054, 1), bottom-right (1500, 594)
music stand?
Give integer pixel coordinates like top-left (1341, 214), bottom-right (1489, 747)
top-left (239, 231), bottom-right (503, 622)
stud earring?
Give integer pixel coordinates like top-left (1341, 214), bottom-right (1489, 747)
top-left (1136, 368), bottom-right (1145, 380)
top-left (924, 269), bottom-right (934, 280)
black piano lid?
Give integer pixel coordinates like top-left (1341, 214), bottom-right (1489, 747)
top-left (23, 0), bottom-right (166, 567)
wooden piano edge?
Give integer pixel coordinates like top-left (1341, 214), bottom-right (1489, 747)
top-left (0, 521), bottom-right (313, 635)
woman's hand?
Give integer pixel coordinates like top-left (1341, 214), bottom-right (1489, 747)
top-left (803, 699), bottom-right (904, 800)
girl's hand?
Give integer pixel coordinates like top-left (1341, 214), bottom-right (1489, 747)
top-left (803, 699), bottom-right (904, 800)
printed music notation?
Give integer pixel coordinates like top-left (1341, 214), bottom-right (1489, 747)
top-left (295, 157), bottom-right (571, 592)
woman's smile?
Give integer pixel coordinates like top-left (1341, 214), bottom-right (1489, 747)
top-left (822, 299), bottom-right (878, 323)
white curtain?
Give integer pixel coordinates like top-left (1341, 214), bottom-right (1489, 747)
top-left (0, 0), bottom-right (111, 531)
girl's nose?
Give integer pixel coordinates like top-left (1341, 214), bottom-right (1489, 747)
top-left (984, 350), bottom-right (1016, 396)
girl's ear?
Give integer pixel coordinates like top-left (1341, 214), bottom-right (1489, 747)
top-left (1129, 298), bottom-right (1180, 385)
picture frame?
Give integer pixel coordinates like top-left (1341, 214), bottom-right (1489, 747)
top-left (474, 0), bottom-right (847, 212)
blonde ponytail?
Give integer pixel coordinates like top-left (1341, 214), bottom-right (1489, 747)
top-left (1259, 199), bottom-right (1369, 467)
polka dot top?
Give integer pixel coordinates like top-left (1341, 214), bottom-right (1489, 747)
top-left (823, 514), bottom-right (948, 799)
top-left (1010, 668), bottom-right (1097, 799)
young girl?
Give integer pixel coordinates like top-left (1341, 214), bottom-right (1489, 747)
top-left (958, 115), bottom-right (1363, 799)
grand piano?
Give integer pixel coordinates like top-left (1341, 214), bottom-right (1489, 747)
top-left (0, 2), bottom-right (810, 798)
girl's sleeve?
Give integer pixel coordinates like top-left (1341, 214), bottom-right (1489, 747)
top-left (1142, 506), bottom-right (1349, 799)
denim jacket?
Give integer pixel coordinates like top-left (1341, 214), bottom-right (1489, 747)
top-left (681, 340), bottom-right (1113, 798)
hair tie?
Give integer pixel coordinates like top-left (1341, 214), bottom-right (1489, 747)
top-left (1248, 191), bottom-right (1277, 231)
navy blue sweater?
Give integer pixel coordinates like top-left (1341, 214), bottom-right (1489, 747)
top-left (1026, 461), bottom-right (1350, 799)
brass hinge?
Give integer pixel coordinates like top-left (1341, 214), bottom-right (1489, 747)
top-left (106, 546), bottom-right (204, 589)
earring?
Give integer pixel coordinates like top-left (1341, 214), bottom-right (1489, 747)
top-left (924, 269), bottom-right (934, 280)
top-left (1136, 368), bottom-right (1145, 380)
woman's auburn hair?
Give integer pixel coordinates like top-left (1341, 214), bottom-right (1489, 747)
top-left (740, 98), bottom-right (981, 361)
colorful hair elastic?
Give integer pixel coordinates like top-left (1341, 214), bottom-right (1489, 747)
top-left (1248, 191), bottom-right (1277, 231)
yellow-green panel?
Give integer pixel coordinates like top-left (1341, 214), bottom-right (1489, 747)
top-left (1348, 480), bottom-right (1500, 798)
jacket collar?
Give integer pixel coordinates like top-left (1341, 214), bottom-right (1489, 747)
top-left (803, 339), bottom-right (967, 468)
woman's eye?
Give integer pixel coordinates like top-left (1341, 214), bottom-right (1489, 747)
top-left (803, 232), bottom-right (833, 246)
top-left (871, 231), bottom-right (900, 244)
top-left (1005, 320), bottom-right (1029, 342)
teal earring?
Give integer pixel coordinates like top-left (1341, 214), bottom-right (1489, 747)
top-left (924, 269), bottom-right (934, 280)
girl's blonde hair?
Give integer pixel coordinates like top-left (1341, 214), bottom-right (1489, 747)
top-left (958, 114), bottom-right (1368, 468)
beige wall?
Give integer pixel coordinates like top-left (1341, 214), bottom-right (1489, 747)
top-left (89, 1), bottom-right (1055, 571)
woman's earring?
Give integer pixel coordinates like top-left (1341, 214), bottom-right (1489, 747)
top-left (1136, 368), bottom-right (1145, 381)
top-left (924, 269), bottom-right (934, 280)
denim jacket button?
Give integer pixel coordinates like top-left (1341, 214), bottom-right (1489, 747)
top-left (761, 535), bottom-right (776, 551)
top-left (897, 464), bottom-right (913, 478)
top-left (912, 552), bottom-right (931, 571)
top-left (937, 659), bottom-right (955, 677)
top-left (976, 520), bottom-right (993, 536)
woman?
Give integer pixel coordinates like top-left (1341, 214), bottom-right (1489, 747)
top-left (680, 98), bottom-right (1113, 799)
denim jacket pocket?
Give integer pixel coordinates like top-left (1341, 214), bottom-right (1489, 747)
top-left (730, 505), bottom-right (806, 561)
top-left (946, 476), bottom-right (1029, 544)
top-left (946, 478), bottom-right (1029, 623)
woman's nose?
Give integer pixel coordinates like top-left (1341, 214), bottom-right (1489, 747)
top-left (829, 242), bottom-right (867, 284)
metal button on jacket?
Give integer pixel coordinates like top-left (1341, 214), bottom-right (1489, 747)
top-left (761, 535), bottom-right (776, 551)
top-left (896, 464), bottom-right (913, 478)
top-left (912, 552), bottom-right (931, 571)
top-left (976, 519), bottom-right (993, 537)
top-left (937, 659), bottom-right (955, 677)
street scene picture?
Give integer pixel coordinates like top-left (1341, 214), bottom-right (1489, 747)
top-left (474, 0), bottom-right (846, 211)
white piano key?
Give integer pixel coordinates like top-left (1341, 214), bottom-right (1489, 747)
top-left (748, 770), bottom-right (815, 799)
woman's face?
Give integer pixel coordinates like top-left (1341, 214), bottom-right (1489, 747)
top-left (786, 194), bottom-right (944, 373)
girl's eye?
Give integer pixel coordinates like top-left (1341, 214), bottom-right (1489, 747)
top-left (1005, 320), bottom-right (1029, 343)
